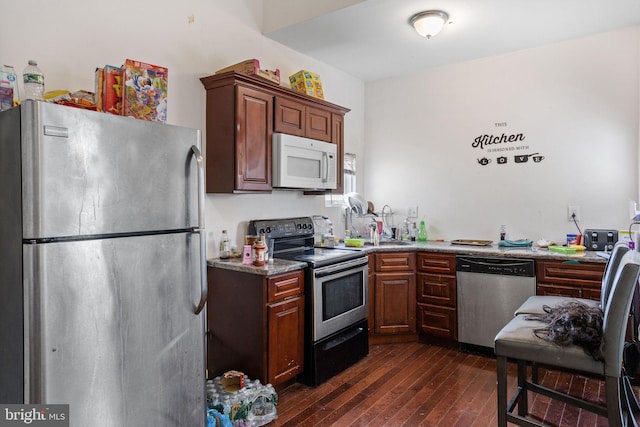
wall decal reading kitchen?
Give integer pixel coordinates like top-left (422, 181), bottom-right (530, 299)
top-left (473, 132), bottom-right (544, 166)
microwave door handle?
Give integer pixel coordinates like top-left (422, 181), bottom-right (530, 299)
top-left (322, 152), bottom-right (328, 182)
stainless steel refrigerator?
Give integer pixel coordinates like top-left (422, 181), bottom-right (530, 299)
top-left (0, 100), bottom-right (208, 426)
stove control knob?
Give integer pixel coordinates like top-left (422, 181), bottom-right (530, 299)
top-left (265, 226), bottom-right (271, 234)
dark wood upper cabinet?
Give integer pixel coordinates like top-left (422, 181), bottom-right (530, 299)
top-left (201, 72), bottom-right (349, 194)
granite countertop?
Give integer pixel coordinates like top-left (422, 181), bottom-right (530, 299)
top-left (208, 240), bottom-right (609, 276)
top-left (207, 257), bottom-right (307, 276)
top-left (333, 240), bottom-right (609, 263)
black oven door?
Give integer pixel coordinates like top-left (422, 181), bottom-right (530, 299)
top-left (311, 256), bottom-right (369, 342)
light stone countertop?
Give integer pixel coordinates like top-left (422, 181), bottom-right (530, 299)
top-left (207, 240), bottom-right (608, 276)
top-left (207, 257), bottom-right (307, 276)
top-left (332, 240), bottom-right (609, 263)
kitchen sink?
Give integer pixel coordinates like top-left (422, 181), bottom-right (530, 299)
top-left (365, 240), bottom-right (411, 246)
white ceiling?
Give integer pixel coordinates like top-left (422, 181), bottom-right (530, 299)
top-left (264, 0), bottom-right (640, 82)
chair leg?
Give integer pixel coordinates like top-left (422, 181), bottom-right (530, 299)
top-left (517, 359), bottom-right (528, 416)
top-left (622, 376), bottom-right (639, 427)
top-left (605, 375), bottom-right (625, 427)
top-left (531, 361), bottom-right (539, 384)
top-left (497, 355), bottom-right (508, 427)
top-left (624, 375), bottom-right (640, 413)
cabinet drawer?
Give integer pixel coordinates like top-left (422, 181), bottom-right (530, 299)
top-left (417, 272), bottom-right (456, 307)
top-left (417, 252), bottom-right (456, 274)
top-left (417, 303), bottom-right (457, 340)
top-left (536, 261), bottom-right (604, 288)
top-left (375, 252), bottom-right (416, 272)
top-left (536, 284), bottom-right (583, 298)
top-left (268, 270), bottom-right (304, 302)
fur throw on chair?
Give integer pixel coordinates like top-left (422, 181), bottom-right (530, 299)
top-left (526, 301), bottom-right (604, 361)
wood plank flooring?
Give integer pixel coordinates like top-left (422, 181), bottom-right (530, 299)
top-left (273, 341), bottom-right (638, 426)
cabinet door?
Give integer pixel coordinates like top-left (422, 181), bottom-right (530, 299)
top-left (374, 273), bottom-right (416, 334)
top-left (306, 106), bottom-right (332, 142)
top-left (274, 97), bottom-right (305, 137)
top-left (235, 86), bottom-right (273, 191)
top-left (268, 296), bottom-right (304, 385)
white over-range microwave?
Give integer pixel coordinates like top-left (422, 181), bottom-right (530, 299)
top-left (272, 133), bottom-right (337, 190)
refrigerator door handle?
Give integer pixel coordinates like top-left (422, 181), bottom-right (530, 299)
top-left (190, 145), bottom-right (208, 315)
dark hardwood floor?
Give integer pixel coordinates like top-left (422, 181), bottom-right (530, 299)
top-left (273, 341), bottom-right (638, 426)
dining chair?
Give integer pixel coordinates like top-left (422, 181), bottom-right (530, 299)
top-left (494, 249), bottom-right (640, 427)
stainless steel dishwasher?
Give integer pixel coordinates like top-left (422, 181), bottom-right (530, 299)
top-left (456, 256), bottom-right (536, 349)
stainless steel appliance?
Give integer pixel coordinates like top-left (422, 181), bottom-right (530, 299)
top-left (272, 133), bottom-right (337, 190)
top-left (248, 217), bottom-right (368, 386)
top-left (456, 256), bottom-right (535, 349)
top-left (584, 229), bottom-right (619, 251)
top-left (0, 101), bottom-right (208, 426)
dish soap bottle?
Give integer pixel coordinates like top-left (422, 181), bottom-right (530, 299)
top-left (418, 220), bottom-right (428, 242)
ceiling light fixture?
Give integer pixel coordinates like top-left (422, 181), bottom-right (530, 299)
top-left (410, 10), bottom-right (449, 39)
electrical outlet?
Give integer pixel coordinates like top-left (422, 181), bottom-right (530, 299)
top-left (567, 206), bottom-right (581, 222)
top-left (408, 206), bottom-right (418, 218)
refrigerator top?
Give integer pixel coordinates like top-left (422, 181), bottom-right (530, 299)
top-left (13, 101), bottom-right (203, 240)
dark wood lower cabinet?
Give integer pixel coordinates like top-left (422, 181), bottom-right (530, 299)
top-left (206, 267), bottom-right (304, 389)
top-left (370, 252), bottom-right (417, 344)
top-left (536, 260), bottom-right (605, 300)
top-left (417, 302), bottom-right (457, 340)
top-left (416, 252), bottom-right (458, 342)
top-left (374, 272), bottom-right (416, 335)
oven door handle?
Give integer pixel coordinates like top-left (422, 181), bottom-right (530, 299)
top-left (314, 257), bottom-right (368, 278)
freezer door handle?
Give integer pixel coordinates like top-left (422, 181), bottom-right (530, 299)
top-left (190, 145), bottom-right (208, 314)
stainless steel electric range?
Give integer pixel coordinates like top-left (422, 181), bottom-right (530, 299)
top-left (248, 216), bottom-right (369, 386)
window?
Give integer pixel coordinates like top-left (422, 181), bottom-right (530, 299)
top-left (325, 153), bottom-right (356, 207)
top-left (343, 152), bottom-right (356, 194)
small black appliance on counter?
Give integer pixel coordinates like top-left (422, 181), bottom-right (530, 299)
top-left (583, 229), bottom-right (618, 251)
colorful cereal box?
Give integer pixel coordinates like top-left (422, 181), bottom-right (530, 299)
top-left (103, 65), bottom-right (123, 115)
top-left (122, 59), bottom-right (168, 123)
top-left (94, 67), bottom-right (104, 112)
top-left (289, 70), bottom-right (324, 99)
top-left (0, 86), bottom-right (13, 111)
top-left (0, 65), bottom-right (20, 106)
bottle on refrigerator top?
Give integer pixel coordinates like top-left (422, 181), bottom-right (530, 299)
top-left (22, 60), bottom-right (44, 101)
top-left (219, 230), bottom-right (231, 259)
top-left (418, 220), bottom-right (428, 242)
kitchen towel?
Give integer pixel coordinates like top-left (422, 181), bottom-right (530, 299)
top-left (498, 239), bottom-right (533, 247)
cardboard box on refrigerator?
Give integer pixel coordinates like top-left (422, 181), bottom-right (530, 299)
top-left (289, 70), bottom-right (324, 99)
top-left (103, 65), bottom-right (123, 115)
top-left (215, 58), bottom-right (280, 85)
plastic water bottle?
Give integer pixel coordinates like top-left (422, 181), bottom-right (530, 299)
top-left (23, 60), bottom-right (44, 101)
top-left (418, 220), bottom-right (428, 242)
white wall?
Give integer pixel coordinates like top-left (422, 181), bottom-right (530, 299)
top-left (364, 27), bottom-right (640, 244)
top-left (0, 0), bottom-right (365, 256)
